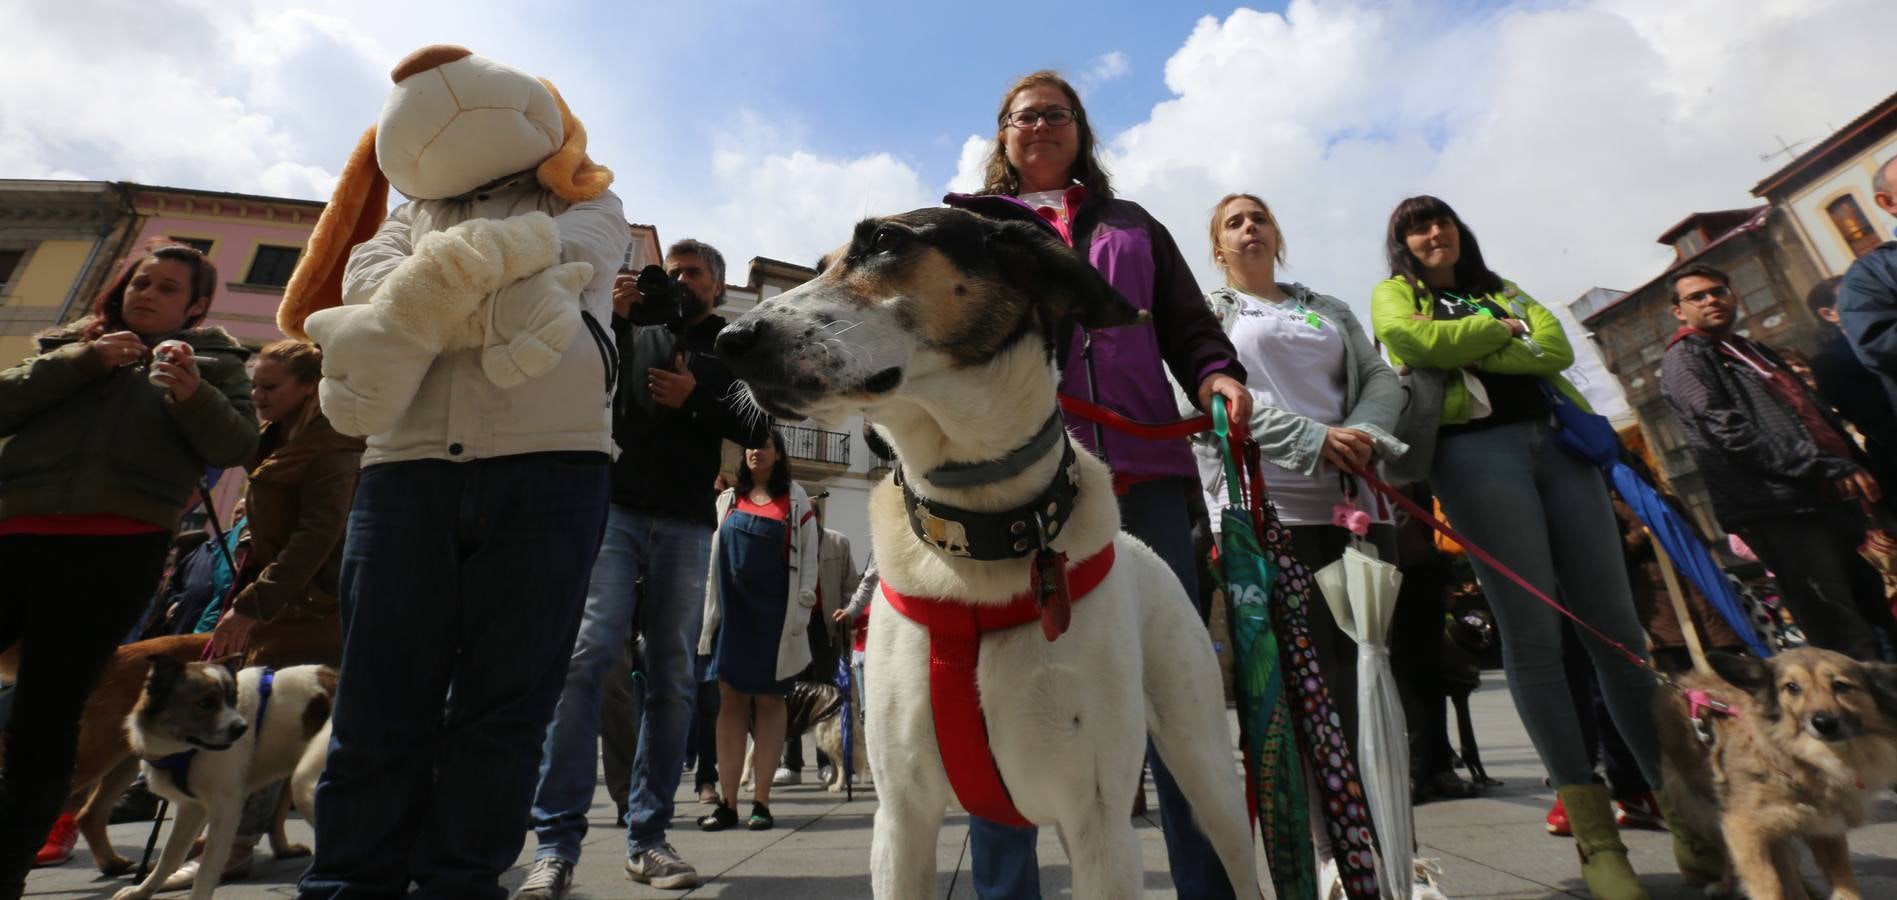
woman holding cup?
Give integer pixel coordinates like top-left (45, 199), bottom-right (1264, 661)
top-left (0, 242), bottom-right (256, 898)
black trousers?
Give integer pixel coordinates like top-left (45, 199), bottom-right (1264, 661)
top-left (0, 530), bottom-right (172, 897)
top-left (1390, 558), bottom-right (1456, 777)
top-left (1735, 505), bottom-right (1893, 661)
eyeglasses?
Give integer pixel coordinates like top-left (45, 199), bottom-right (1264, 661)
top-left (1002, 107), bottom-right (1078, 129)
top-left (1679, 285), bottom-right (1733, 305)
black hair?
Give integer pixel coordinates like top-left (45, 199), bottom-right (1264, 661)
top-left (1805, 275), bottom-right (1843, 317)
top-left (1384, 195), bottom-right (1504, 296)
top-left (735, 427), bottom-right (792, 498)
top-left (1668, 263), bottom-right (1730, 305)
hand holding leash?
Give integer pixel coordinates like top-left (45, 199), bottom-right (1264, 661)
top-left (1197, 373), bottom-right (1251, 426)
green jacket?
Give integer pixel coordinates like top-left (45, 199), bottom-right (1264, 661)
top-left (0, 323), bottom-right (260, 530)
top-left (1369, 276), bottom-right (1590, 425)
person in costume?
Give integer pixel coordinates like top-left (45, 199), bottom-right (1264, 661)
top-left (275, 45), bottom-right (628, 900)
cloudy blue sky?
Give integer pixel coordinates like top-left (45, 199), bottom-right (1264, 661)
top-left (5, 0), bottom-right (1894, 415)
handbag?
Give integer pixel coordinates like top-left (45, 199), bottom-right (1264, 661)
top-left (1540, 382), bottom-right (1621, 467)
top-left (1385, 365), bottom-right (1449, 486)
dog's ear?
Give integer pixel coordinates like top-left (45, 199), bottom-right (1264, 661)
top-left (984, 219), bottom-right (1146, 330)
top-left (145, 653), bottom-right (184, 691)
top-left (863, 421), bottom-right (895, 463)
top-left (1861, 661), bottom-right (1897, 722)
top-left (1709, 651), bottom-right (1779, 716)
top-left (208, 653), bottom-right (244, 675)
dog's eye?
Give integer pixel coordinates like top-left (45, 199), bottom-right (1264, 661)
top-left (1834, 680), bottom-right (1855, 694)
top-left (1783, 681), bottom-right (1803, 696)
top-left (199, 695), bottom-right (220, 709)
top-left (872, 227), bottom-right (907, 255)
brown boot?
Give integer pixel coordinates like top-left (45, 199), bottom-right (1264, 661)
top-left (1559, 784), bottom-right (1649, 900)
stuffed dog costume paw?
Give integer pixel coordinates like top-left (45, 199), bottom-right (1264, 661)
top-left (280, 45), bottom-right (613, 438)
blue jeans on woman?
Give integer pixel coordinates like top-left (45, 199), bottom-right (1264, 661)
top-left (969, 476), bottom-right (1235, 900)
top-left (298, 455), bottom-right (609, 900)
top-left (1429, 420), bottom-right (1663, 789)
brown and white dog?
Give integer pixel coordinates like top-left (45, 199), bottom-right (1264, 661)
top-left (112, 658), bottom-right (335, 900)
top-left (715, 207), bottom-right (1257, 898)
top-left (1657, 648), bottom-right (1897, 900)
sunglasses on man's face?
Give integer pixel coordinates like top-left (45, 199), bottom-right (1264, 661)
top-left (1679, 285), bottom-right (1732, 305)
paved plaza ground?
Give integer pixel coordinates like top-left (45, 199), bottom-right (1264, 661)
top-left (28, 672), bottom-right (1897, 898)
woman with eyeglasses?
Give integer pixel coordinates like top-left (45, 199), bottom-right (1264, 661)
top-left (945, 70), bottom-right (1250, 900)
top-left (1371, 196), bottom-right (1687, 900)
top-left (0, 243), bottom-right (257, 897)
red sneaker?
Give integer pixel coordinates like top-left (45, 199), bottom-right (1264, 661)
top-left (1615, 791), bottom-right (1665, 831)
top-left (1545, 796), bottom-right (1571, 836)
top-left (34, 813), bottom-right (77, 867)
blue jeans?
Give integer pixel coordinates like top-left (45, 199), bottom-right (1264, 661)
top-left (1430, 421), bottom-right (1662, 788)
top-left (971, 476), bottom-right (1234, 900)
top-left (530, 505), bottom-right (710, 861)
top-left (298, 456), bottom-right (609, 900)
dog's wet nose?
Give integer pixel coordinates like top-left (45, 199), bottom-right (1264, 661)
top-left (1810, 712), bottom-right (1841, 738)
top-left (228, 721), bottom-right (249, 740)
top-left (716, 319), bottom-right (767, 360)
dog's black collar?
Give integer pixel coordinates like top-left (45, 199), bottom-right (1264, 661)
top-left (925, 413), bottom-right (1066, 488)
top-left (896, 437), bottom-right (1080, 561)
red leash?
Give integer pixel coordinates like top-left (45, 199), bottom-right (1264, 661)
top-left (1057, 393), bottom-right (1658, 676)
top-left (1352, 466), bottom-right (1655, 673)
top-left (1059, 394), bottom-right (1212, 441)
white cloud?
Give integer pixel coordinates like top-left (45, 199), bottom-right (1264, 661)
top-left (948, 135), bottom-right (992, 195)
top-left (672, 112), bottom-right (938, 271)
top-left (1084, 50), bottom-right (1131, 86)
top-left (1091, 0), bottom-right (1897, 419)
top-left (9, 0), bottom-right (1895, 423)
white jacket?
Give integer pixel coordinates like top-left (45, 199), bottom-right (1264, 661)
top-left (338, 180), bottom-right (628, 466)
top-left (699, 482), bottom-right (821, 681)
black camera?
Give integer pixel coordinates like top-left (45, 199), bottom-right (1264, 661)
top-left (624, 264), bottom-right (695, 331)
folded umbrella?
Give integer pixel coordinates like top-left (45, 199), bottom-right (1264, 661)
top-left (1317, 543), bottom-right (1413, 900)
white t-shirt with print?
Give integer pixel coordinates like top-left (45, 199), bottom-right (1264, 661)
top-left (1205, 289), bottom-right (1384, 527)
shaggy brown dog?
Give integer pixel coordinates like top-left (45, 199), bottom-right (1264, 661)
top-left (1657, 648), bottom-right (1897, 899)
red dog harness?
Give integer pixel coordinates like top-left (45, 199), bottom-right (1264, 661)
top-left (879, 544), bottom-right (1116, 827)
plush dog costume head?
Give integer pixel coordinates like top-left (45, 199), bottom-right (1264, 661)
top-left (278, 44), bottom-right (611, 340)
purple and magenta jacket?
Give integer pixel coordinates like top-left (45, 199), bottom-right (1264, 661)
top-left (945, 190), bottom-right (1244, 481)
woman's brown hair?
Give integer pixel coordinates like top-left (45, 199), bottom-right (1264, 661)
top-left (75, 241), bottom-right (218, 341)
top-left (977, 70), bottom-right (1114, 200)
top-left (256, 339), bottom-right (322, 384)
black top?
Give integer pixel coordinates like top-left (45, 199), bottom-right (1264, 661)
top-left (1812, 331), bottom-right (1897, 475)
top-left (1428, 286), bottom-right (1548, 433)
top-left (608, 312), bottom-right (771, 526)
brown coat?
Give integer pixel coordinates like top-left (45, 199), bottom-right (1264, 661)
top-left (231, 402), bottom-right (363, 628)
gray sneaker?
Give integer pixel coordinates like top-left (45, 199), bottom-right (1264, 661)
top-left (513, 857), bottom-right (574, 900)
top-left (626, 843), bottom-right (699, 890)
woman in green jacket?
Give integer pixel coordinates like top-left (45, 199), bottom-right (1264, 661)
top-left (0, 243), bottom-right (257, 898)
top-left (1371, 196), bottom-right (1664, 900)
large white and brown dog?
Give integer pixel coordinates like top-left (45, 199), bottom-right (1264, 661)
top-left (715, 207), bottom-right (1257, 898)
top-left (113, 657), bottom-right (334, 900)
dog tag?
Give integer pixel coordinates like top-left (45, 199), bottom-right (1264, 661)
top-left (1031, 549), bottom-right (1072, 641)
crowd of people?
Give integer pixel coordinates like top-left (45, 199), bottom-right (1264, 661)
top-left (2, 54), bottom-right (1897, 900)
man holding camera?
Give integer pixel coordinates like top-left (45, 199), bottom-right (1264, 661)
top-left (518, 239), bottom-right (770, 897)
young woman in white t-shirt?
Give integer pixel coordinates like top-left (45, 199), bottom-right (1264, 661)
top-left (1197, 192), bottom-right (1415, 896)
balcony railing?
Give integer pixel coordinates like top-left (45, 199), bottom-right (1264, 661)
top-left (781, 424), bottom-right (851, 467)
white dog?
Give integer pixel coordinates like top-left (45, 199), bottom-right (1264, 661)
top-left (714, 207), bottom-right (1258, 898)
top-left (115, 658), bottom-right (334, 900)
